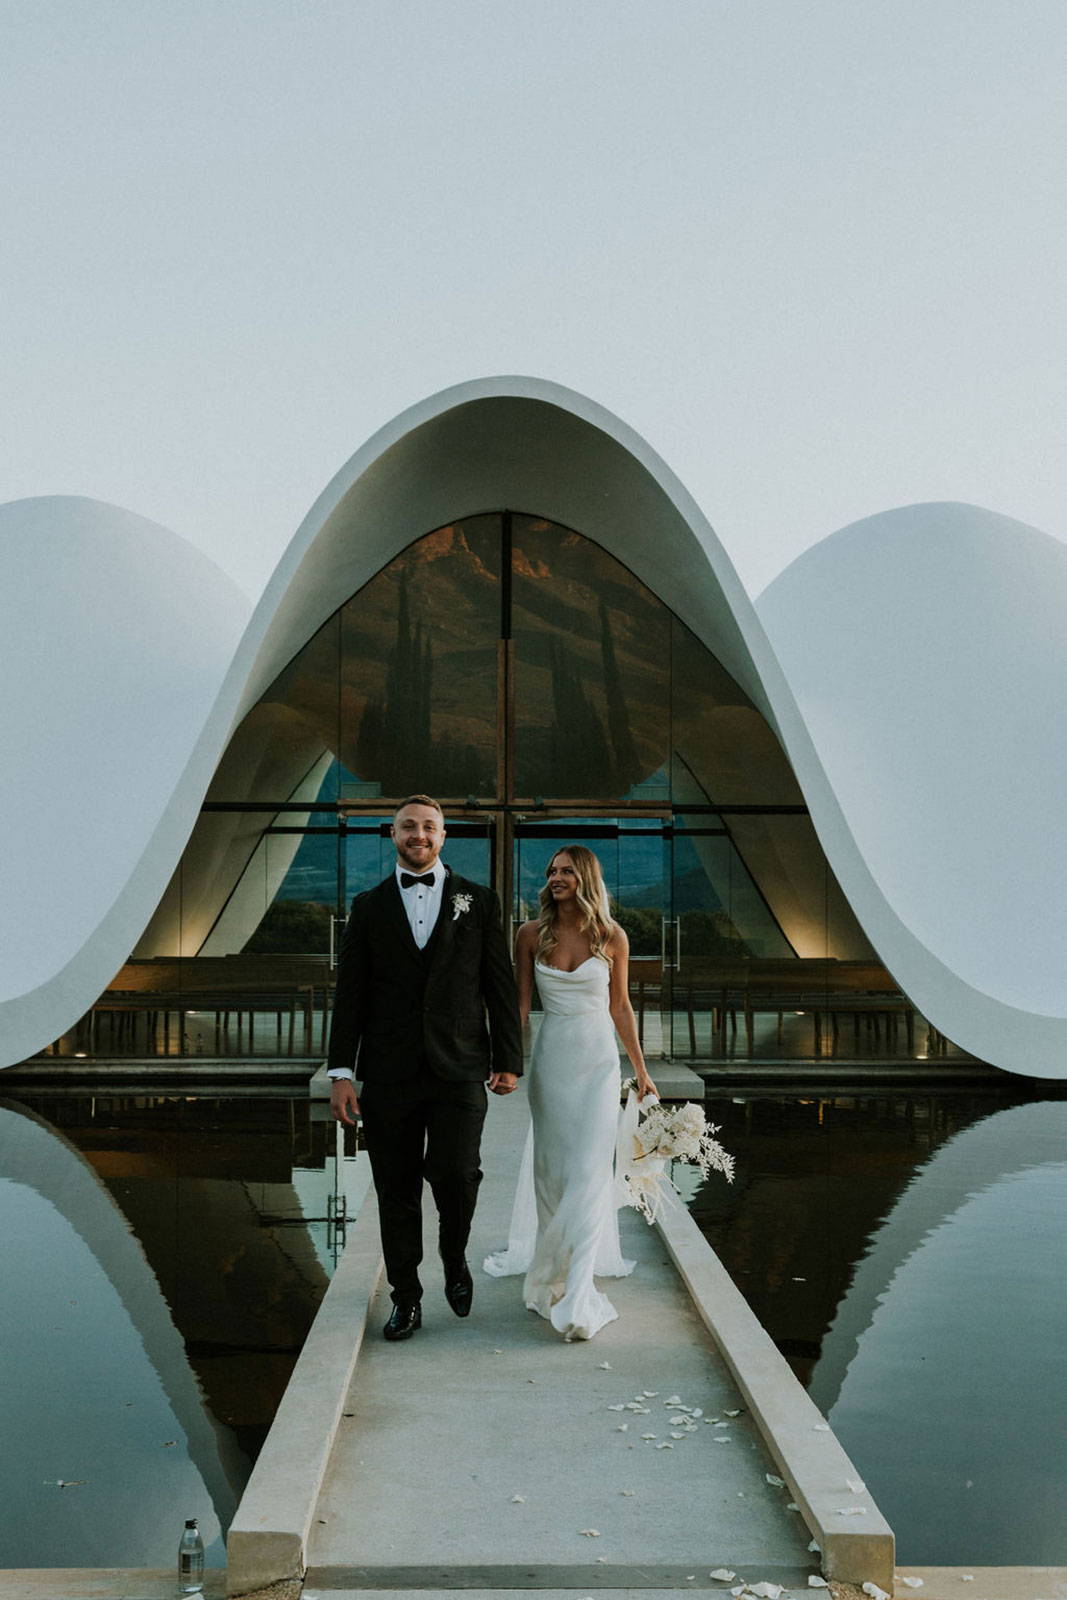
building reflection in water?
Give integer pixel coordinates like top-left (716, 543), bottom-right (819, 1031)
top-left (0, 1094), bottom-right (342, 1568)
top-left (689, 1090), bottom-right (1067, 1564)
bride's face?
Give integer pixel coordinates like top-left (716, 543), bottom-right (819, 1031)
top-left (546, 852), bottom-right (580, 905)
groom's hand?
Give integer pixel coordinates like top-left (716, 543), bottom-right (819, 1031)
top-left (330, 1078), bottom-right (361, 1125)
top-left (488, 1071), bottom-right (518, 1095)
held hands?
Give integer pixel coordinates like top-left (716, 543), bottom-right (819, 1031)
top-left (330, 1078), bottom-right (360, 1126)
top-left (489, 1071), bottom-right (519, 1095)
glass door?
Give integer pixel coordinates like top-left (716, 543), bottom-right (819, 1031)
top-left (512, 814), bottom-right (671, 1060)
top-left (669, 812), bottom-right (798, 1060)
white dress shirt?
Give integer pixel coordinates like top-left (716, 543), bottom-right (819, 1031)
top-left (396, 860), bottom-right (445, 948)
top-left (327, 861), bottom-right (446, 1081)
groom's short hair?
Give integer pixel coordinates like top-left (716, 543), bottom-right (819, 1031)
top-left (394, 793), bottom-right (444, 820)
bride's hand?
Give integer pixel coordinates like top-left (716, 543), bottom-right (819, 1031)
top-left (636, 1073), bottom-right (657, 1101)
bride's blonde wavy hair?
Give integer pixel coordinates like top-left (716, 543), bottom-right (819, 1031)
top-left (536, 845), bottom-right (615, 968)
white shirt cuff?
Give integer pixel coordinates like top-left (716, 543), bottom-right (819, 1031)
top-left (327, 1067), bottom-right (355, 1081)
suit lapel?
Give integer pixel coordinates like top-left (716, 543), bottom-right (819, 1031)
top-left (425, 867), bottom-right (459, 973)
top-left (380, 874), bottom-right (422, 964)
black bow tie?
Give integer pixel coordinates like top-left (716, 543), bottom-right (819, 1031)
top-left (400, 871), bottom-right (435, 889)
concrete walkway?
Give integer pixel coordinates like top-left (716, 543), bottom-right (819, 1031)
top-left (306, 1086), bottom-right (817, 1593)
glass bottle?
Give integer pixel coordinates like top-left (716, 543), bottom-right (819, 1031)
top-left (178, 1518), bottom-right (205, 1594)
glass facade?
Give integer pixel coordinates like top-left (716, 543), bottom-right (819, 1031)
top-left (45, 512), bottom-right (967, 1065)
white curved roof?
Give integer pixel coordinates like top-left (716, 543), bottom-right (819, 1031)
top-left (2, 378), bottom-right (1064, 1076)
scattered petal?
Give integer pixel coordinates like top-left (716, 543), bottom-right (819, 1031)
top-left (792, 1276), bottom-right (806, 1281)
top-left (597, 1557), bottom-right (609, 1564)
top-left (847, 1478), bottom-right (867, 1494)
top-left (808, 1541), bottom-right (821, 1553)
top-left (598, 1362), bottom-right (612, 1370)
top-left (808, 1579), bottom-right (829, 1589)
top-left (511, 1495), bottom-right (525, 1504)
top-left (714, 1437), bottom-right (732, 1444)
top-left (666, 1394), bottom-right (682, 1404)
top-left (607, 1404), bottom-right (626, 1412)
top-left (616, 1424), bottom-right (629, 1432)
top-left (691, 1407), bottom-right (703, 1418)
top-left (670, 1433), bottom-right (685, 1441)
top-left (862, 1586), bottom-right (889, 1600)
top-left (724, 1408), bottom-right (742, 1417)
top-left (730, 1587), bottom-right (746, 1598)
top-left (899, 1581), bottom-right (924, 1590)
top-left (812, 1423), bottom-right (830, 1432)
top-left (749, 1584), bottom-right (784, 1598)
top-left (641, 1432), bottom-right (657, 1440)
top-left (656, 1441), bottom-right (674, 1449)
top-left (642, 1390), bottom-right (659, 1397)
top-left (836, 1506), bottom-right (867, 1515)
top-left (714, 1420), bottom-right (731, 1429)
top-left (765, 1474), bottom-right (786, 1487)
top-left (710, 1571), bottom-right (737, 1583)
top-left (619, 1489), bottom-right (634, 1496)
top-left (493, 1348), bottom-right (503, 1354)
top-left (579, 1528), bottom-right (601, 1537)
top-left (787, 1502), bottom-right (799, 1511)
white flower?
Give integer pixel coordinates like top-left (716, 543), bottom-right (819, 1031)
top-left (451, 892), bottom-right (473, 920)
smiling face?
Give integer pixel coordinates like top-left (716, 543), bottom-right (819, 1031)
top-left (391, 802), bottom-right (446, 874)
top-left (546, 851), bottom-right (580, 905)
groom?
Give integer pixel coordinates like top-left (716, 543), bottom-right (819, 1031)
top-left (327, 795), bottom-right (522, 1340)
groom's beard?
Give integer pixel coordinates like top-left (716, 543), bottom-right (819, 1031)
top-left (394, 840), bottom-right (443, 873)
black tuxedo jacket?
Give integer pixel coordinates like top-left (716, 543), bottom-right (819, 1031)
top-left (326, 870), bottom-right (523, 1084)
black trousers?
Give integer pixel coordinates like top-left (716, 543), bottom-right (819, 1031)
top-left (359, 1068), bottom-right (488, 1305)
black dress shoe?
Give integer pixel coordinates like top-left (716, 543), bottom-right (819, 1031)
top-left (444, 1261), bottom-right (473, 1317)
top-left (383, 1301), bottom-right (421, 1341)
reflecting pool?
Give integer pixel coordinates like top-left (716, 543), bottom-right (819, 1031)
top-left (0, 1092), bottom-right (355, 1568)
top-left (688, 1088), bottom-right (1067, 1563)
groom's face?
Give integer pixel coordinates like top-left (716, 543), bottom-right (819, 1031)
top-left (392, 803), bottom-right (446, 873)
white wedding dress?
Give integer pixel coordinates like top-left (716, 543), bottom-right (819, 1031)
top-left (484, 957), bottom-right (635, 1341)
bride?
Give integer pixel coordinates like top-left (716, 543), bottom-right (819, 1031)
top-left (484, 845), bottom-right (657, 1341)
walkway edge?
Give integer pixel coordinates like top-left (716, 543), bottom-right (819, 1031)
top-left (654, 1191), bottom-right (895, 1589)
top-left (226, 1188), bottom-right (384, 1596)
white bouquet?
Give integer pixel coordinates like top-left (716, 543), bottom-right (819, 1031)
top-left (616, 1081), bottom-right (735, 1223)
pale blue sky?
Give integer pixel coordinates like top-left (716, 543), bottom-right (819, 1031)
top-left (3, 0), bottom-right (1064, 599)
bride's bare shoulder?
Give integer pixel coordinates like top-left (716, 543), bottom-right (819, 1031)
top-left (606, 922), bottom-right (630, 956)
top-left (515, 919), bottom-right (540, 951)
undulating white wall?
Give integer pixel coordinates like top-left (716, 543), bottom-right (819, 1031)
top-left (1, 381), bottom-right (1064, 1075)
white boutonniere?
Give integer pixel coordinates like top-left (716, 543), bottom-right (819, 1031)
top-left (451, 892), bottom-right (473, 921)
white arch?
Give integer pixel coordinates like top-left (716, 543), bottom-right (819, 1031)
top-left (2, 377), bottom-right (1066, 1074)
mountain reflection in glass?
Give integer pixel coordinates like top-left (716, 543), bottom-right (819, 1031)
top-left (253, 517), bottom-right (501, 802)
top-left (338, 518), bottom-right (500, 798)
top-left (512, 517), bottom-right (669, 801)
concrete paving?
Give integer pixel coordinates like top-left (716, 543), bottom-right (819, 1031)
top-left (307, 1086), bottom-right (816, 1588)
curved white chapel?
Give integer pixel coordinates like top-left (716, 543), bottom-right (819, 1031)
top-left (2, 376), bottom-right (1065, 1077)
